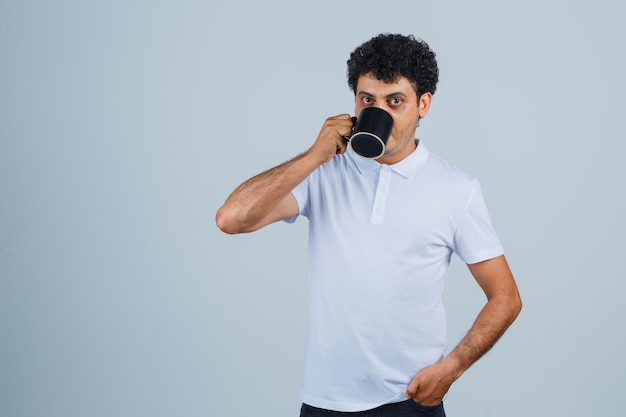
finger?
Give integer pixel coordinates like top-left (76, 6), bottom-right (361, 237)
top-left (319, 114), bottom-right (354, 154)
top-left (327, 113), bottom-right (352, 121)
top-left (405, 379), bottom-right (419, 399)
top-left (336, 129), bottom-right (353, 142)
top-left (334, 119), bottom-right (356, 140)
top-left (327, 114), bottom-right (355, 126)
top-left (335, 131), bottom-right (349, 153)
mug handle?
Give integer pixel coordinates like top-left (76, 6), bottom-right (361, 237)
top-left (342, 116), bottom-right (358, 142)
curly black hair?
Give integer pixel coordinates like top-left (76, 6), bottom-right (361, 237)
top-left (347, 33), bottom-right (439, 98)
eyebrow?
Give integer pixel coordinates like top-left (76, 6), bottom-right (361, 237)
top-left (357, 91), bottom-right (409, 99)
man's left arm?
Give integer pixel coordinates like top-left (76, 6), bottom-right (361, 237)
top-left (406, 254), bottom-right (522, 406)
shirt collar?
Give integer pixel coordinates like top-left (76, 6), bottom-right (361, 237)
top-left (348, 139), bottom-right (430, 179)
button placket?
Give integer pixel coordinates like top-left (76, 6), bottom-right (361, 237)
top-left (370, 165), bottom-right (391, 224)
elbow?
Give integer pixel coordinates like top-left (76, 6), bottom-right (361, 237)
top-left (514, 292), bottom-right (523, 318)
top-left (507, 291), bottom-right (523, 323)
top-left (492, 290), bottom-right (522, 325)
top-left (216, 204), bottom-right (261, 234)
top-left (215, 206), bottom-right (244, 234)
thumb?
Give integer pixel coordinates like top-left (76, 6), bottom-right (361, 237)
top-left (406, 377), bottom-right (419, 399)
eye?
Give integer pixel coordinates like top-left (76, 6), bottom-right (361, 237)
top-left (389, 97), bottom-right (403, 106)
top-left (361, 96), bottom-right (374, 105)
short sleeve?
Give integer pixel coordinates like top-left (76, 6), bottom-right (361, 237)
top-left (283, 176), bottom-right (310, 224)
top-left (452, 180), bottom-right (504, 264)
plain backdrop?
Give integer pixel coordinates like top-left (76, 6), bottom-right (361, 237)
top-left (1, 1), bottom-right (625, 416)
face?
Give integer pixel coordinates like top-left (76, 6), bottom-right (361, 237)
top-left (355, 73), bottom-right (432, 164)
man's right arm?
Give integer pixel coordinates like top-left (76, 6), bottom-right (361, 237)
top-left (215, 152), bottom-right (317, 234)
top-left (215, 114), bottom-right (354, 234)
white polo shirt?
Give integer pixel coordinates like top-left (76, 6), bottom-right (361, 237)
top-left (288, 141), bottom-right (503, 412)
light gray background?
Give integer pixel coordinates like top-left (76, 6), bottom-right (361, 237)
top-left (1, 1), bottom-right (624, 416)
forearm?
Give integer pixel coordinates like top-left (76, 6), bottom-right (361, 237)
top-left (216, 150), bottom-right (320, 234)
top-left (405, 292), bottom-right (520, 405)
top-left (442, 293), bottom-right (522, 379)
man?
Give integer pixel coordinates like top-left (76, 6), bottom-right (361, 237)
top-left (216, 33), bottom-right (521, 416)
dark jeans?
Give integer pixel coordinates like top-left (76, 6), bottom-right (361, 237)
top-left (300, 400), bottom-right (446, 417)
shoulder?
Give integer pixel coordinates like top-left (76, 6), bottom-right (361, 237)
top-left (312, 151), bottom-right (358, 177)
top-left (424, 151), bottom-right (477, 190)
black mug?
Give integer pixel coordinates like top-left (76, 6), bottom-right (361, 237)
top-left (345, 107), bottom-right (393, 159)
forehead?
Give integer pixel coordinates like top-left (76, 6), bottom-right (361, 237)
top-left (356, 73), bottom-right (416, 96)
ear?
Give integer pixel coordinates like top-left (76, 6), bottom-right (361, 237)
top-left (418, 92), bottom-right (433, 118)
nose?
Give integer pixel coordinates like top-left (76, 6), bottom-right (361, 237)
top-left (371, 103), bottom-right (388, 111)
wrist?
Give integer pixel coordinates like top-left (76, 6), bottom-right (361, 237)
top-left (439, 354), bottom-right (466, 381)
top-left (304, 144), bottom-right (334, 166)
